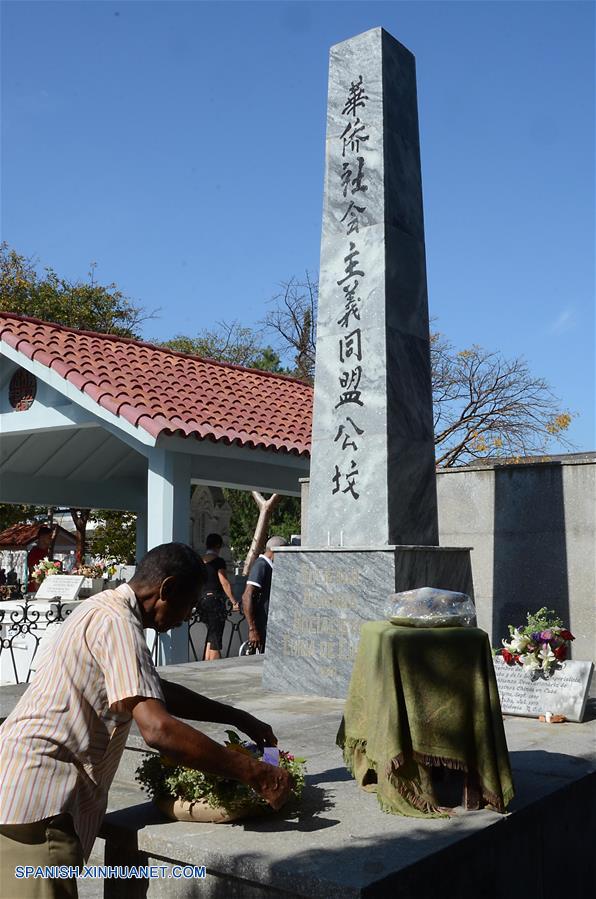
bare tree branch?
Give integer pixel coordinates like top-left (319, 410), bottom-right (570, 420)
top-left (432, 339), bottom-right (574, 466)
top-left (242, 492), bottom-right (282, 575)
top-left (264, 286), bottom-right (575, 467)
top-left (263, 274), bottom-right (317, 382)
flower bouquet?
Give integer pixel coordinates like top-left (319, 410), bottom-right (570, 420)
top-left (73, 561), bottom-right (109, 579)
top-left (495, 607), bottom-right (574, 676)
top-left (135, 730), bottom-right (306, 824)
top-left (31, 557), bottom-right (62, 583)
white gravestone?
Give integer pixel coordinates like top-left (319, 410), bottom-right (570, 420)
top-left (493, 656), bottom-right (594, 723)
top-left (34, 575), bottom-right (85, 601)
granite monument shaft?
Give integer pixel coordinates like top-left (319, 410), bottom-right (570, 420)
top-left (308, 27), bottom-right (438, 548)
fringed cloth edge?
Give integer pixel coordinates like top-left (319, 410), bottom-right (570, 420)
top-left (409, 751), bottom-right (468, 772)
top-left (391, 748), bottom-right (511, 813)
top-left (339, 735), bottom-right (512, 814)
top-left (339, 736), bottom-right (377, 777)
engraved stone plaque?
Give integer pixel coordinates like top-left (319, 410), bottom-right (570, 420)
top-left (34, 575), bottom-right (84, 601)
top-left (263, 546), bottom-right (473, 698)
top-left (493, 656), bottom-right (594, 722)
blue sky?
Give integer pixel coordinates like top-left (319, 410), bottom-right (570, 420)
top-left (2, 1), bottom-right (594, 451)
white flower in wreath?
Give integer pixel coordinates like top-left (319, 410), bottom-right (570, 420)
top-left (503, 628), bottom-right (531, 654)
top-left (538, 645), bottom-right (556, 671)
top-left (520, 652), bottom-right (541, 672)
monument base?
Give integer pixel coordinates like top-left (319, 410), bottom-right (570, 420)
top-left (262, 545), bottom-right (473, 698)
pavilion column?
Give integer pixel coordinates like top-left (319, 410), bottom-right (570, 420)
top-left (147, 449), bottom-right (191, 548)
top-left (145, 448), bottom-right (192, 664)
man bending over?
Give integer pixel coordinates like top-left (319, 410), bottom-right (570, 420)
top-left (0, 542), bottom-right (292, 898)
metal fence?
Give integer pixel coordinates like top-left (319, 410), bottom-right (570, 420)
top-left (0, 599), bottom-right (248, 685)
top-left (186, 601), bottom-right (247, 664)
top-left (0, 601), bottom-right (74, 685)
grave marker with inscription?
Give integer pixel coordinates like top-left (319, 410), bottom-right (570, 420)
top-left (34, 575), bottom-right (84, 601)
top-left (493, 656), bottom-right (594, 723)
top-left (263, 28), bottom-right (474, 698)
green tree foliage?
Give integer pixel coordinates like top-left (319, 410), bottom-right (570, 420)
top-left (90, 511), bottom-right (137, 564)
top-left (0, 243), bottom-right (148, 337)
top-left (161, 321), bottom-right (286, 372)
top-left (223, 489), bottom-right (300, 561)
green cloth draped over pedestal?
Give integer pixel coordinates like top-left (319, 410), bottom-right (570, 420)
top-left (336, 622), bottom-right (514, 818)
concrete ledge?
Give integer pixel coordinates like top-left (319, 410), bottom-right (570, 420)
top-left (92, 770), bottom-right (595, 898)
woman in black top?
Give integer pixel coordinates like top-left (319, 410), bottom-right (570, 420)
top-left (199, 533), bottom-right (237, 660)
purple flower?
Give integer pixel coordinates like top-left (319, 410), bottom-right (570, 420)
top-left (262, 747), bottom-right (280, 767)
top-left (540, 630), bottom-right (553, 642)
top-left (530, 631), bottom-right (542, 643)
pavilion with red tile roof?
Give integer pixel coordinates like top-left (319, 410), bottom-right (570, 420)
top-left (0, 313), bottom-right (312, 632)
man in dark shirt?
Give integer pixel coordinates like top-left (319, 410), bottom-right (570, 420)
top-left (199, 533), bottom-right (236, 660)
top-left (242, 536), bottom-right (287, 651)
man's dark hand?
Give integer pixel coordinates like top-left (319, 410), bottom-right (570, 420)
top-left (248, 626), bottom-right (262, 646)
top-left (236, 710), bottom-right (277, 749)
top-left (253, 763), bottom-right (293, 810)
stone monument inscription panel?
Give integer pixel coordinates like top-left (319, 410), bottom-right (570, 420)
top-left (263, 547), bottom-right (473, 698)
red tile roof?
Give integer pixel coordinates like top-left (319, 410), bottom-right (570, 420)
top-left (0, 522), bottom-right (75, 548)
top-left (0, 314), bottom-right (313, 456)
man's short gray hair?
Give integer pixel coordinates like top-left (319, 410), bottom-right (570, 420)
top-left (266, 536), bottom-right (288, 551)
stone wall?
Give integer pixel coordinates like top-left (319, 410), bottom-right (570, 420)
top-left (301, 454), bottom-right (595, 661)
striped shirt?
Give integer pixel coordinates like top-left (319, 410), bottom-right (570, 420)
top-left (0, 584), bottom-right (164, 858)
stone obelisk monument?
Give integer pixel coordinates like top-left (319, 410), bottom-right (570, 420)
top-left (307, 27), bottom-right (438, 548)
top-left (263, 28), bottom-right (473, 698)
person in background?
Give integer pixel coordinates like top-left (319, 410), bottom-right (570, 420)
top-left (199, 533), bottom-right (238, 661)
top-left (63, 550), bottom-right (77, 574)
top-left (6, 569), bottom-right (18, 586)
top-left (242, 536), bottom-right (288, 652)
top-left (0, 542), bottom-right (292, 898)
top-left (26, 525), bottom-right (53, 593)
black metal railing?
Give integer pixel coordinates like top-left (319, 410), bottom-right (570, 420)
top-left (148, 600), bottom-right (247, 665)
top-left (1, 597), bottom-right (248, 684)
top-left (188, 600), bottom-right (246, 662)
top-left (0, 601), bottom-right (74, 685)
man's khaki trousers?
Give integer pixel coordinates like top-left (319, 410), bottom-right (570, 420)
top-left (0, 813), bottom-right (83, 898)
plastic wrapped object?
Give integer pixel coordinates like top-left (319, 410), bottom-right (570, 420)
top-left (384, 586), bottom-right (477, 628)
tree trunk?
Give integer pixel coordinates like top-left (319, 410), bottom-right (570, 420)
top-left (242, 492), bottom-right (281, 575)
top-left (49, 524), bottom-right (59, 558)
top-left (70, 508), bottom-right (90, 564)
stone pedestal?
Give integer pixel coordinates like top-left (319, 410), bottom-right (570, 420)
top-left (262, 545), bottom-right (473, 698)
